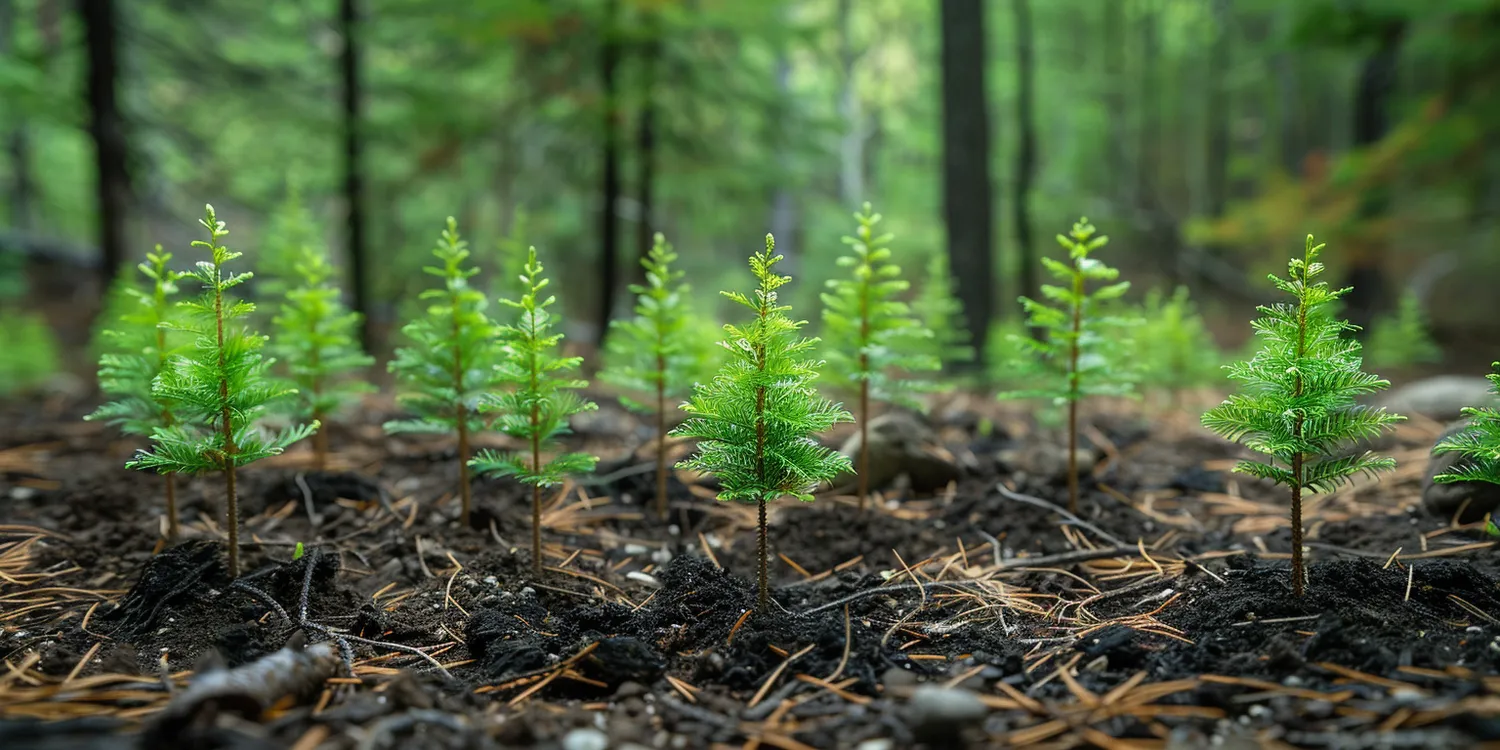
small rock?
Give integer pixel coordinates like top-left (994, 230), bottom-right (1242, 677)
top-left (1422, 420), bottom-right (1500, 522)
top-left (837, 411), bottom-right (962, 493)
top-left (881, 666), bottom-right (919, 689)
top-left (623, 543), bottom-right (650, 556)
top-left (997, 443), bottom-right (1098, 484)
top-left (651, 548), bottom-right (673, 564)
top-left (562, 728), bottom-right (610, 750)
top-left (855, 740), bottom-right (894, 750)
top-left (1380, 376), bottom-right (1496, 422)
top-left (626, 571), bottom-right (662, 588)
top-left (905, 685), bottom-right (988, 736)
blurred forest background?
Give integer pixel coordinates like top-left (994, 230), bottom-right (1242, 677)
top-left (1, 0), bottom-right (1498, 386)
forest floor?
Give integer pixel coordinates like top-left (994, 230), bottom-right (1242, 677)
top-left (2, 391), bottom-right (1499, 750)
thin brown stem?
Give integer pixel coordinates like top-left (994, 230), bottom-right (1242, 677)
top-left (531, 427), bottom-right (542, 576)
top-left (164, 474), bottom-right (178, 541)
top-left (226, 465), bottom-right (239, 577)
top-left (213, 252), bottom-right (239, 577)
top-left (655, 357), bottom-right (668, 520)
top-left (312, 407), bottom-right (328, 471)
top-left (857, 379), bottom-right (870, 511)
top-left (757, 497), bottom-right (768, 611)
top-left (1290, 250), bottom-right (1310, 596)
top-left (1066, 267), bottom-right (1084, 514)
top-left (456, 417), bottom-right (471, 527)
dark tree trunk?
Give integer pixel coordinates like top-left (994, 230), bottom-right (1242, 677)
top-left (597, 0), bottom-right (622, 343)
top-left (1, 0), bottom-right (32, 230)
top-left (339, 0), bottom-right (371, 353)
top-left (82, 0), bottom-right (130, 282)
top-left (1102, 0), bottom-right (1127, 197)
top-left (633, 24), bottom-right (660, 289)
top-left (1012, 0), bottom-right (1037, 304)
top-left (938, 0), bottom-right (995, 372)
top-left (1205, 0), bottom-right (1231, 225)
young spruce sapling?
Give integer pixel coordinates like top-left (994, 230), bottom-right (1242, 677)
top-left (821, 204), bottom-right (940, 509)
top-left (471, 246), bottom-right (599, 575)
top-left (1432, 362), bottom-right (1500, 486)
top-left (88, 247), bottom-right (186, 539)
top-left (386, 218), bottom-right (505, 527)
top-left (600, 233), bottom-right (702, 519)
top-left (672, 235), bottom-right (852, 612)
top-left (1201, 235), bottom-right (1404, 596)
top-left (999, 218), bottom-right (1138, 513)
top-left (128, 206), bottom-right (317, 577)
top-left (911, 250), bottom-right (975, 368)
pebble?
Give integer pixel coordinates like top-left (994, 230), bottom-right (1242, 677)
top-left (856, 740), bottom-right (894, 750)
top-left (651, 548), bottom-right (673, 564)
top-left (624, 543), bottom-right (650, 556)
top-left (626, 571), bottom-right (663, 588)
top-left (561, 728), bottom-right (609, 750)
top-left (905, 685), bottom-right (989, 730)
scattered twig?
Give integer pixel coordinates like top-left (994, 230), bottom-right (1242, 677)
top-left (997, 484), bottom-right (1127, 548)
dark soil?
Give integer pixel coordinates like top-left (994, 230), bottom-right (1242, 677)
top-left (3, 394), bottom-right (1499, 749)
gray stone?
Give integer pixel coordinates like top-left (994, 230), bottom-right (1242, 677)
top-left (1422, 420), bottom-right (1500, 522)
top-left (837, 411), bottom-right (961, 493)
top-left (904, 685), bottom-right (989, 733)
top-left (562, 728), bottom-right (610, 750)
top-left (1379, 376), bottom-right (1497, 422)
top-left (996, 442), bottom-right (1099, 483)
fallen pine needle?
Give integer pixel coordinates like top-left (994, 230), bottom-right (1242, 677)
top-left (749, 644), bottom-right (816, 709)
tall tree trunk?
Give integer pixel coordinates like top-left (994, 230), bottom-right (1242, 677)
top-left (1012, 0), bottom-right (1037, 304)
top-left (1341, 20), bottom-right (1406, 331)
top-left (938, 0), bottom-right (995, 372)
top-left (339, 0), bottom-right (371, 353)
top-left (768, 47), bottom-right (798, 274)
top-left (82, 0), bottom-right (129, 282)
top-left (597, 0), bottom-right (622, 343)
top-left (633, 23), bottom-right (659, 289)
top-left (1102, 0), bottom-right (1128, 201)
top-left (1, 0), bottom-right (31, 230)
top-left (1204, 0), bottom-right (1231, 225)
top-left (837, 0), bottom-right (864, 207)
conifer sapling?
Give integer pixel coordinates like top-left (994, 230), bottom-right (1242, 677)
top-left (911, 250), bottom-right (975, 367)
top-left (472, 246), bottom-right (598, 575)
top-left (129, 206), bottom-right (318, 577)
top-left (1201, 235), bottom-right (1404, 596)
top-left (386, 218), bottom-right (504, 527)
top-left (999, 218), bottom-right (1138, 513)
top-left (271, 230), bottom-right (375, 469)
top-left (1432, 362), bottom-right (1500, 486)
top-left (1135, 286), bottom-right (1223, 400)
top-left (88, 247), bottom-right (186, 539)
top-left (672, 235), bottom-right (852, 612)
top-left (821, 204), bottom-right (940, 509)
top-left (1364, 291), bottom-right (1441, 373)
top-left (601, 233), bottom-right (702, 519)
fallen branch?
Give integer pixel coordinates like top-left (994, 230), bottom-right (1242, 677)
top-left (145, 639), bottom-right (344, 742)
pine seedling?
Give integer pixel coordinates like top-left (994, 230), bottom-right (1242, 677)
top-left (672, 234), bottom-right (852, 613)
top-left (600, 233), bottom-right (704, 519)
top-left (128, 206), bottom-right (318, 577)
top-left (911, 250), bottom-right (975, 367)
top-left (1364, 291), bottom-right (1441, 373)
top-left (271, 234), bottom-right (375, 469)
top-left (1201, 235), bottom-right (1404, 596)
top-left (820, 204), bottom-right (940, 509)
top-left (999, 218), bottom-right (1139, 513)
top-left (87, 248), bottom-right (186, 539)
top-left (1136, 286), bottom-right (1223, 399)
top-left (385, 218), bottom-right (505, 527)
top-left (1432, 362), bottom-right (1500, 486)
top-left (471, 246), bottom-right (598, 575)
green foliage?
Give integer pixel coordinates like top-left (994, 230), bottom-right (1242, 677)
top-left (1364, 291), bottom-right (1441, 372)
top-left (293, 541), bottom-right (305, 561)
top-left (470, 246), bottom-right (599, 487)
top-left (87, 248), bottom-right (184, 436)
top-left (128, 206), bottom-right (318, 476)
top-left (601, 233), bottom-right (712, 412)
top-left (820, 203), bottom-right (942, 409)
top-left (1432, 363), bottom-right (1500, 486)
top-left (998, 218), bottom-right (1139, 405)
top-left (1133, 286), bottom-right (1224, 394)
top-left (910, 251), bottom-right (975, 368)
top-left (672, 235), bottom-right (853, 505)
top-left (0, 311), bottom-right (59, 396)
top-left (385, 218), bottom-right (504, 438)
top-left (1201, 235), bottom-right (1403, 494)
top-left (259, 178), bottom-right (320, 300)
top-left (270, 230), bottom-right (375, 425)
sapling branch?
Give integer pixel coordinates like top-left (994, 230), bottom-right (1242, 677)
top-left (1433, 362), bottom-right (1500, 488)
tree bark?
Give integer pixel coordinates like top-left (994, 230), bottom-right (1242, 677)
top-left (81, 0), bottom-right (130, 283)
top-left (634, 23), bottom-right (659, 290)
top-left (1102, 0), bottom-right (1128, 197)
top-left (1012, 0), bottom-right (1037, 304)
top-left (339, 0), bottom-right (372, 354)
top-left (597, 0), bottom-right (622, 343)
top-left (1340, 20), bottom-right (1406, 331)
top-left (837, 0), bottom-right (864, 207)
top-left (938, 0), bottom-right (995, 372)
top-left (1, 0), bottom-right (32, 231)
top-left (1205, 0), bottom-right (1231, 225)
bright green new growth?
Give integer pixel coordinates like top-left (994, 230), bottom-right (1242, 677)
top-left (385, 218), bottom-right (505, 528)
top-left (600, 233), bottom-right (704, 520)
top-left (1201, 235), bottom-right (1403, 596)
top-left (910, 250), bottom-right (975, 367)
top-left (1364, 291), bottom-right (1441, 372)
top-left (271, 229), bottom-right (375, 469)
top-left (1432, 362), bottom-right (1500, 486)
top-left (820, 203), bottom-right (940, 509)
top-left (1135, 286), bottom-right (1223, 398)
top-left (472, 246), bottom-right (598, 575)
top-left (129, 206), bottom-right (318, 577)
top-left (87, 247), bottom-right (186, 539)
top-left (999, 218), bottom-right (1138, 513)
top-left (672, 234), bottom-right (853, 612)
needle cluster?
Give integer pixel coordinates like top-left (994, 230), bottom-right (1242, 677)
top-left (385, 218), bottom-right (505, 527)
top-left (1134, 286), bottom-right (1223, 397)
top-left (128, 206), bottom-right (317, 576)
top-left (471, 246), bottom-right (598, 574)
top-left (672, 234), bottom-right (852, 611)
top-left (1201, 235), bottom-right (1404, 595)
top-left (820, 203), bottom-right (939, 507)
top-left (1432, 362), bottom-right (1500, 486)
